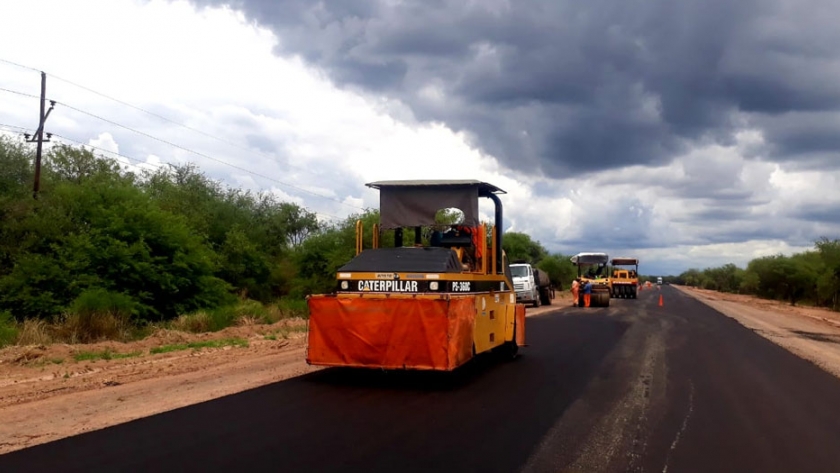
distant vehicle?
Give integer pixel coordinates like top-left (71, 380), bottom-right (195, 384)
top-left (610, 257), bottom-right (639, 299)
top-left (657, 277), bottom-right (663, 285)
top-left (570, 252), bottom-right (611, 307)
top-left (510, 262), bottom-right (554, 307)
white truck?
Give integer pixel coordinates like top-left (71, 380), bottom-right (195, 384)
top-left (510, 263), bottom-right (554, 307)
top-left (657, 277), bottom-right (663, 285)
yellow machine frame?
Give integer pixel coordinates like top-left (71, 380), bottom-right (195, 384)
top-left (610, 257), bottom-right (639, 299)
top-left (307, 180), bottom-right (525, 371)
top-left (345, 220), bottom-right (520, 356)
top-left (571, 252), bottom-right (611, 307)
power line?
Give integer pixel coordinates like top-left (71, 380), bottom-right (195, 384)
top-left (50, 73), bottom-right (268, 157)
top-left (50, 134), bottom-right (345, 222)
top-left (47, 72), bottom-right (333, 182)
top-left (0, 58), bottom-right (40, 73)
top-left (3, 57), bottom-right (341, 188)
top-left (51, 133), bottom-right (165, 169)
top-left (0, 123), bottom-right (30, 132)
top-left (1, 124), bottom-right (346, 222)
top-left (0, 124), bottom-right (33, 143)
top-left (0, 86), bottom-right (40, 99)
top-left (54, 99), bottom-right (366, 211)
top-left (6, 128), bottom-right (349, 223)
top-left (1, 57), bottom-right (366, 216)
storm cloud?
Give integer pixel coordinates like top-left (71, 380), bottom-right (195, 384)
top-left (5, 0), bottom-right (839, 275)
top-left (190, 0), bottom-right (840, 179)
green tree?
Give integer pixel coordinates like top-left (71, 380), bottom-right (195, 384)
top-left (46, 144), bottom-right (126, 184)
top-left (678, 268), bottom-right (703, 287)
top-left (291, 209), bottom-right (385, 296)
top-left (0, 136), bottom-right (32, 199)
top-left (702, 263), bottom-right (743, 292)
top-left (434, 208), bottom-right (465, 225)
top-left (141, 163), bottom-right (326, 300)
top-left (502, 231), bottom-right (548, 264)
top-left (537, 253), bottom-right (577, 290)
top-left (739, 270), bottom-right (760, 294)
top-left (745, 255), bottom-right (818, 306)
top-left (217, 227), bottom-right (271, 300)
top-left (815, 238), bottom-right (840, 309)
top-left (0, 147), bottom-right (232, 320)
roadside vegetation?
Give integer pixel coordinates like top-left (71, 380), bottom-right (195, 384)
top-left (0, 137), bottom-right (578, 348)
top-left (148, 338), bottom-right (249, 355)
top-left (0, 137), bottom-right (319, 347)
top-left (5, 136), bottom-right (836, 348)
top-left (663, 239), bottom-right (840, 310)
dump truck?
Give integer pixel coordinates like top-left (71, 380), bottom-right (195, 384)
top-left (570, 252), bottom-right (611, 307)
top-left (610, 257), bottom-right (639, 299)
top-left (306, 179), bottom-right (526, 371)
top-left (510, 262), bottom-right (554, 307)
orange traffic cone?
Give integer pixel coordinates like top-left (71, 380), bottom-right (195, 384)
top-left (658, 294), bottom-right (663, 307)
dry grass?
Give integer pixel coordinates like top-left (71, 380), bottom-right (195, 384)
top-left (236, 315), bottom-right (261, 327)
top-left (52, 312), bottom-right (133, 344)
top-left (149, 337), bottom-right (249, 355)
top-left (1, 298), bottom-right (310, 348)
top-left (170, 312), bottom-right (211, 333)
top-left (264, 322), bottom-right (309, 340)
top-left (15, 319), bottom-right (53, 346)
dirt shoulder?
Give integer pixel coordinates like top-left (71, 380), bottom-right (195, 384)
top-left (676, 285), bottom-right (840, 379)
top-left (0, 296), bottom-right (570, 456)
top-left (0, 320), bottom-right (317, 455)
top-left (526, 291), bottom-right (575, 317)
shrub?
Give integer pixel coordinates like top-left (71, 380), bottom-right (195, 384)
top-left (0, 311), bottom-right (18, 347)
top-left (170, 312), bottom-right (212, 333)
top-left (16, 318), bottom-right (52, 345)
top-left (71, 288), bottom-right (137, 319)
top-left (276, 298), bottom-right (309, 320)
top-left (50, 288), bottom-right (137, 343)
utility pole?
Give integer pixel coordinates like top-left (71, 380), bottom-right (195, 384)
top-left (25, 71), bottom-right (54, 199)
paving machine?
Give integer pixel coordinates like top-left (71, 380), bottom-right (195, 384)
top-left (610, 257), bottom-right (639, 299)
top-left (571, 252), bottom-right (611, 307)
top-left (306, 180), bottom-right (526, 371)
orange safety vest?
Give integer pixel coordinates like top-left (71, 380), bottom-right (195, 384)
top-left (456, 225), bottom-right (484, 258)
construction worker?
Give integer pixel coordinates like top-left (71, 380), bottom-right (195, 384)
top-left (454, 225), bottom-right (479, 270)
top-left (583, 280), bottom-right (592, 308)
top-left (571, 279), bottom-right (580, 307)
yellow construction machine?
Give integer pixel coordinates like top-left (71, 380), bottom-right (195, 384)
top-left (610, 257), bottom-right (639, 299)
top-left (306, 180), bottom-right (526, 371)
top-left (570, 252), bottom-right (611, 307)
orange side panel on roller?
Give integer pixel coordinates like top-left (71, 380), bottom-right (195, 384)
top-left (515, 304), bottom-right (526, 346)
top-left (307, 295), bottom-right (476, 371)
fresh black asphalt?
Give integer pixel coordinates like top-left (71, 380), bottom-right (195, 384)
top-left (3, 286), bottom-right (840, 472)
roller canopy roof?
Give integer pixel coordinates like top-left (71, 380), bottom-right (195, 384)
top-left (366, 180), bottom-right (506, 229)
top-left (611, 257), bottom-right (639, 266)
top-left (570, 252), bottom-right (610, 265)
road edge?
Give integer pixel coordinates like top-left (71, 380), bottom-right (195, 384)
top-left (672, 284), bottom-right (840, 381)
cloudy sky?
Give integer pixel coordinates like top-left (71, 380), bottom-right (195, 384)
top-left (2, 0), bottom-right (838, 275)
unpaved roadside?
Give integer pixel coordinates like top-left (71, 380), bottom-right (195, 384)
top-left (0, 321), bottom-right (317, 455)
top-left (526, 290), bottom-right (575, 317)
top-left (0, 296), bottom-right (570, 456)
top-left (676, 286), bottom-right (840, 379)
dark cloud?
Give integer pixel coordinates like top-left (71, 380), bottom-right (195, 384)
top-left (755, 112), bottom-right (840, 167)
top-left (683, 207), bottom-right (753, 222)
top-left (190, 0), bottom-right (840, 179)
top-left (791, 202), bottom-right (840, 224)
top-left (244, 133), bottom-right (278, 153)
top-left (565, 198), bottom-right (660, 250)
